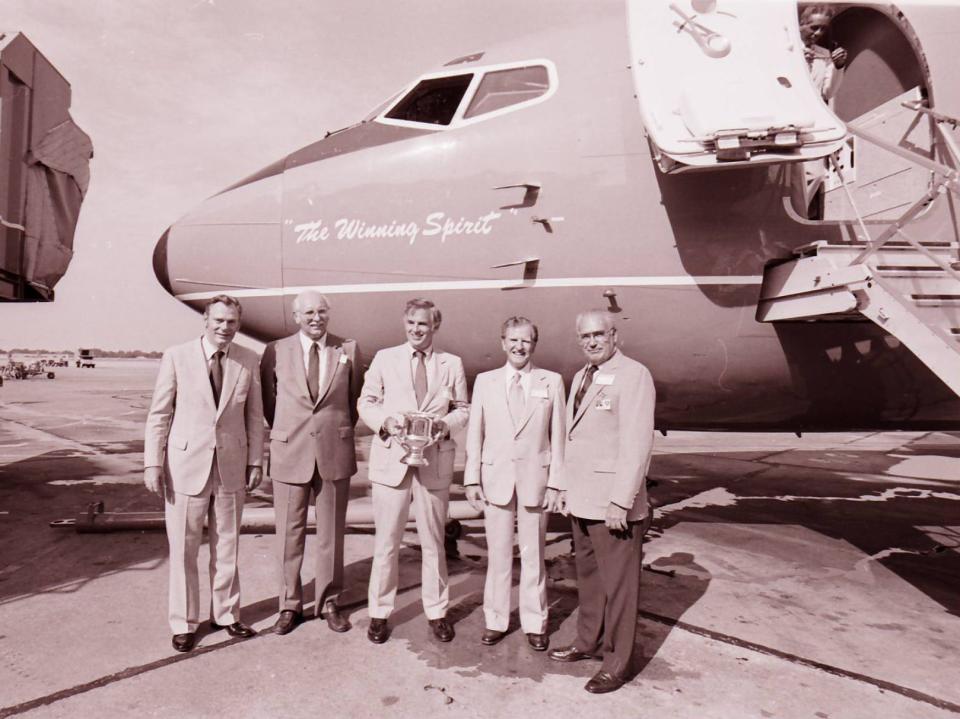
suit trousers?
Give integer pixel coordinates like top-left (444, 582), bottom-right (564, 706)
top-left (368, 468), bottom-right (449, 620)
top-left (571, 516), bottom-right (643, 678)
top-left (483, 494), bottom-right (547, 633)
top-left (164, 455), bottom-right (245, 634)
top-left (273, 467), bottom-right (350, 614)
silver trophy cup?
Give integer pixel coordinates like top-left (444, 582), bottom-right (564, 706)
top-left (397, 411), bottom-right (439, 466)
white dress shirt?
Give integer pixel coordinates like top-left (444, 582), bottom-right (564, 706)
top-left (408, 344), bottom-right (436, 391)
top-left (201, 335), bottom-right (230, 370)
top-left (503, 362), bottom-right (532, 400)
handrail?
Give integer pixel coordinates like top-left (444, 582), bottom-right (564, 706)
top-left (840, 104), bottom-right (960, 277)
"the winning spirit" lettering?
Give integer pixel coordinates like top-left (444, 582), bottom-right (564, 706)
top-left (293, 210), bottom-right (502, 246)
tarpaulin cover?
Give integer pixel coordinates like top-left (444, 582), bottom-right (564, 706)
top-left (22, 118), bottom-right (93, 296)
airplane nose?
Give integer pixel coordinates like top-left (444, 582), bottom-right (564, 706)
top-left (151, 168), bottom-right (286, 341)
top-left (153, 228), bottom-right (172, 294)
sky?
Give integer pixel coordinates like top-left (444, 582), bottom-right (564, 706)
top-left (0, 0), bottom-right (586, 351)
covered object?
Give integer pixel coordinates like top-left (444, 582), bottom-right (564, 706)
top-left (0, 31), bottom-right (92, 301)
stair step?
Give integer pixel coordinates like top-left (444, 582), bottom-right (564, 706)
top-left (797, 241), bottom-right (960, 255)
top-left (879, 277), bottom-right (960, 294)
top-left (877, 268), bottom-right (951, 277)
top-left (913, 297), bottom-right (960, 307)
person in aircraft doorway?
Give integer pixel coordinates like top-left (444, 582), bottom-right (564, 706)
top-left (800, 4), bottom-right (849, 219)
top-left (800, 4), bottom-right (847, 103)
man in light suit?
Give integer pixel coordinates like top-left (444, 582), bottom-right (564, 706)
top-left (144, 295), bottom-right (264, 653)
top-left (549, 309), bottom-right (656, 694)
top-left (464, 316), bottom-right (565, 652)
top-left (358, 298), bottom-right (469, 644)
top-left (261, 290), bottom-right (360, 635)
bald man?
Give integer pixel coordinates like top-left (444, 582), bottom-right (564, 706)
top-left (261, 290), bottom-right (361, 635)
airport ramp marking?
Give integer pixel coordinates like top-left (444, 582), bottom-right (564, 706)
top-left (3, 582), bottom-right (959, 716)
top-left (637, 607), bottom-right (960, 715)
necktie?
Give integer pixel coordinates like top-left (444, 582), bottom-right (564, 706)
top-left (573, 365), bottom-right (598, 414)
top-left (508, 373), bottom-right (525, 426)
top-left (210, 350), bottom-right (224, 405)
top-left (307, 342), bottom-right (320, 402)
top-left (413, 350), bottom-right (427, 407)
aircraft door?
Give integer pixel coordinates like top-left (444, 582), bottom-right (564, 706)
top-left (627, 0), bottom-right (847, 171)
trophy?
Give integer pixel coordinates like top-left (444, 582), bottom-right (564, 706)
top-left (397, 411), bottom-right (440, 466)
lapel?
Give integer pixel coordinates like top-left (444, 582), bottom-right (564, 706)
top-left (570, 353), bottom-right (620, 429)
top-left (315, 340), bottom-right (342, 407)
top-left (419, 350), bottom-right (447, 410)
top-left (567, 367), bottom-right (583, 430)
top-left (194, 338), bottom-right (218, 413)
top-left (514, 367), bottom-right (544, 436)
top-left (395, 345), bottom-right (418, 408)
top-left (285, 335), bottom-right (312, 402)
top-left (486, 368), bottom-right (511, 430)
top-left (217, 347), bottom-right (241, 418)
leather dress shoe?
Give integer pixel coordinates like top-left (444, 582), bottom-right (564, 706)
top-left (211, 620), bottom-right (256, 638)
top-left (368, 618), bottom-right (389, 644)
top-left (481, 628), bottom-right (505, 646)
top-left (526, 633), bottom-right (549, 652)
top-left (428, 617), bottom-right (455, 642)
top-left (585, 670), bottom-right (626, 694)
top-left (273, 610), bottom-right (301, 635)
top-left (172, 633), bottom-right (195, 652)
top-left (549, 645), bottom-right (597, 663)
top-left (321, 605), bottom-right (351, 633)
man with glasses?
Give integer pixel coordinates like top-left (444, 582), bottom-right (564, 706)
top-left (260, 290), bottom-right (360, 636)
top-left (549, 309), bottom-right (656, 694)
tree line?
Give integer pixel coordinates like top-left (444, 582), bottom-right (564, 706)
top-left (1, 348), bottom-right (163, 358)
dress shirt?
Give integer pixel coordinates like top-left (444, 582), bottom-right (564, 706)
top-left (503, 363), bottom-right (533, 400)
top-left (201, 335), bottom-right (231, 369)
top-left (575, 352), bottom-right (617, 397)
top-left (408, 344), bottom-right (436, 390)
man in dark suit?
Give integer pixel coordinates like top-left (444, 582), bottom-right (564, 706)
top-left (144, 294), bottom-right (264, 652)
top-left (549, 309), bottom-right (656, 694)
top-left (261, 290), bottom-right (360, 635)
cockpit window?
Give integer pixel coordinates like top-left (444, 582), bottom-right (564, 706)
top-left (463, 66), bottom-right (549, 119)
top-left (384, 74), bottom-right (473, 126)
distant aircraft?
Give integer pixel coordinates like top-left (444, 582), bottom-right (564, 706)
top-left (152, 0), bottom-right (960, 432)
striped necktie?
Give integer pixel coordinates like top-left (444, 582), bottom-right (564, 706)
top-left (573, 365), bottom-right (598, 414)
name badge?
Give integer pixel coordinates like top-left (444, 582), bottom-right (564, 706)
top-left (338, 354), bottom-right (348, 364)
top-left (595, 373), bottom-right (615, 386)
top-left (595, 397), bottom-right (613, 411)
top-left (531, 388), bottom-right (549, 399)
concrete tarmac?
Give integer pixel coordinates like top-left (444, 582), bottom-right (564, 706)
top-left (0, 360), bottom-right (958, 718)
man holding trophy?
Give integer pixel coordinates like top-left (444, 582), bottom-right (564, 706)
top-left (358, 298), bottom-right (470, 644)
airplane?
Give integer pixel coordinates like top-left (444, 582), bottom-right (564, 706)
top-left (151, 0), bottom-right (960, 433)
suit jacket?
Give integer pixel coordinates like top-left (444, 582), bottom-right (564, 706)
top-left (464, 366), bottom-right (566, 507)
top-left (144, 338), bottom-right (265, 496)
top-left (564, 350), bottom-right (655, 521)
top-left (261, 332), bottom-right (359, 484)
top-left (358, 344), bottom-right (469, 489)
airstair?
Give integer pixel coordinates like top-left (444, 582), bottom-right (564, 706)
top-left (758, 102), bottom-right (960, 396)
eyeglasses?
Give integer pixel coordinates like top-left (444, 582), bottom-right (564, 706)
top-left (577, 330), bottom-right (612, 344)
